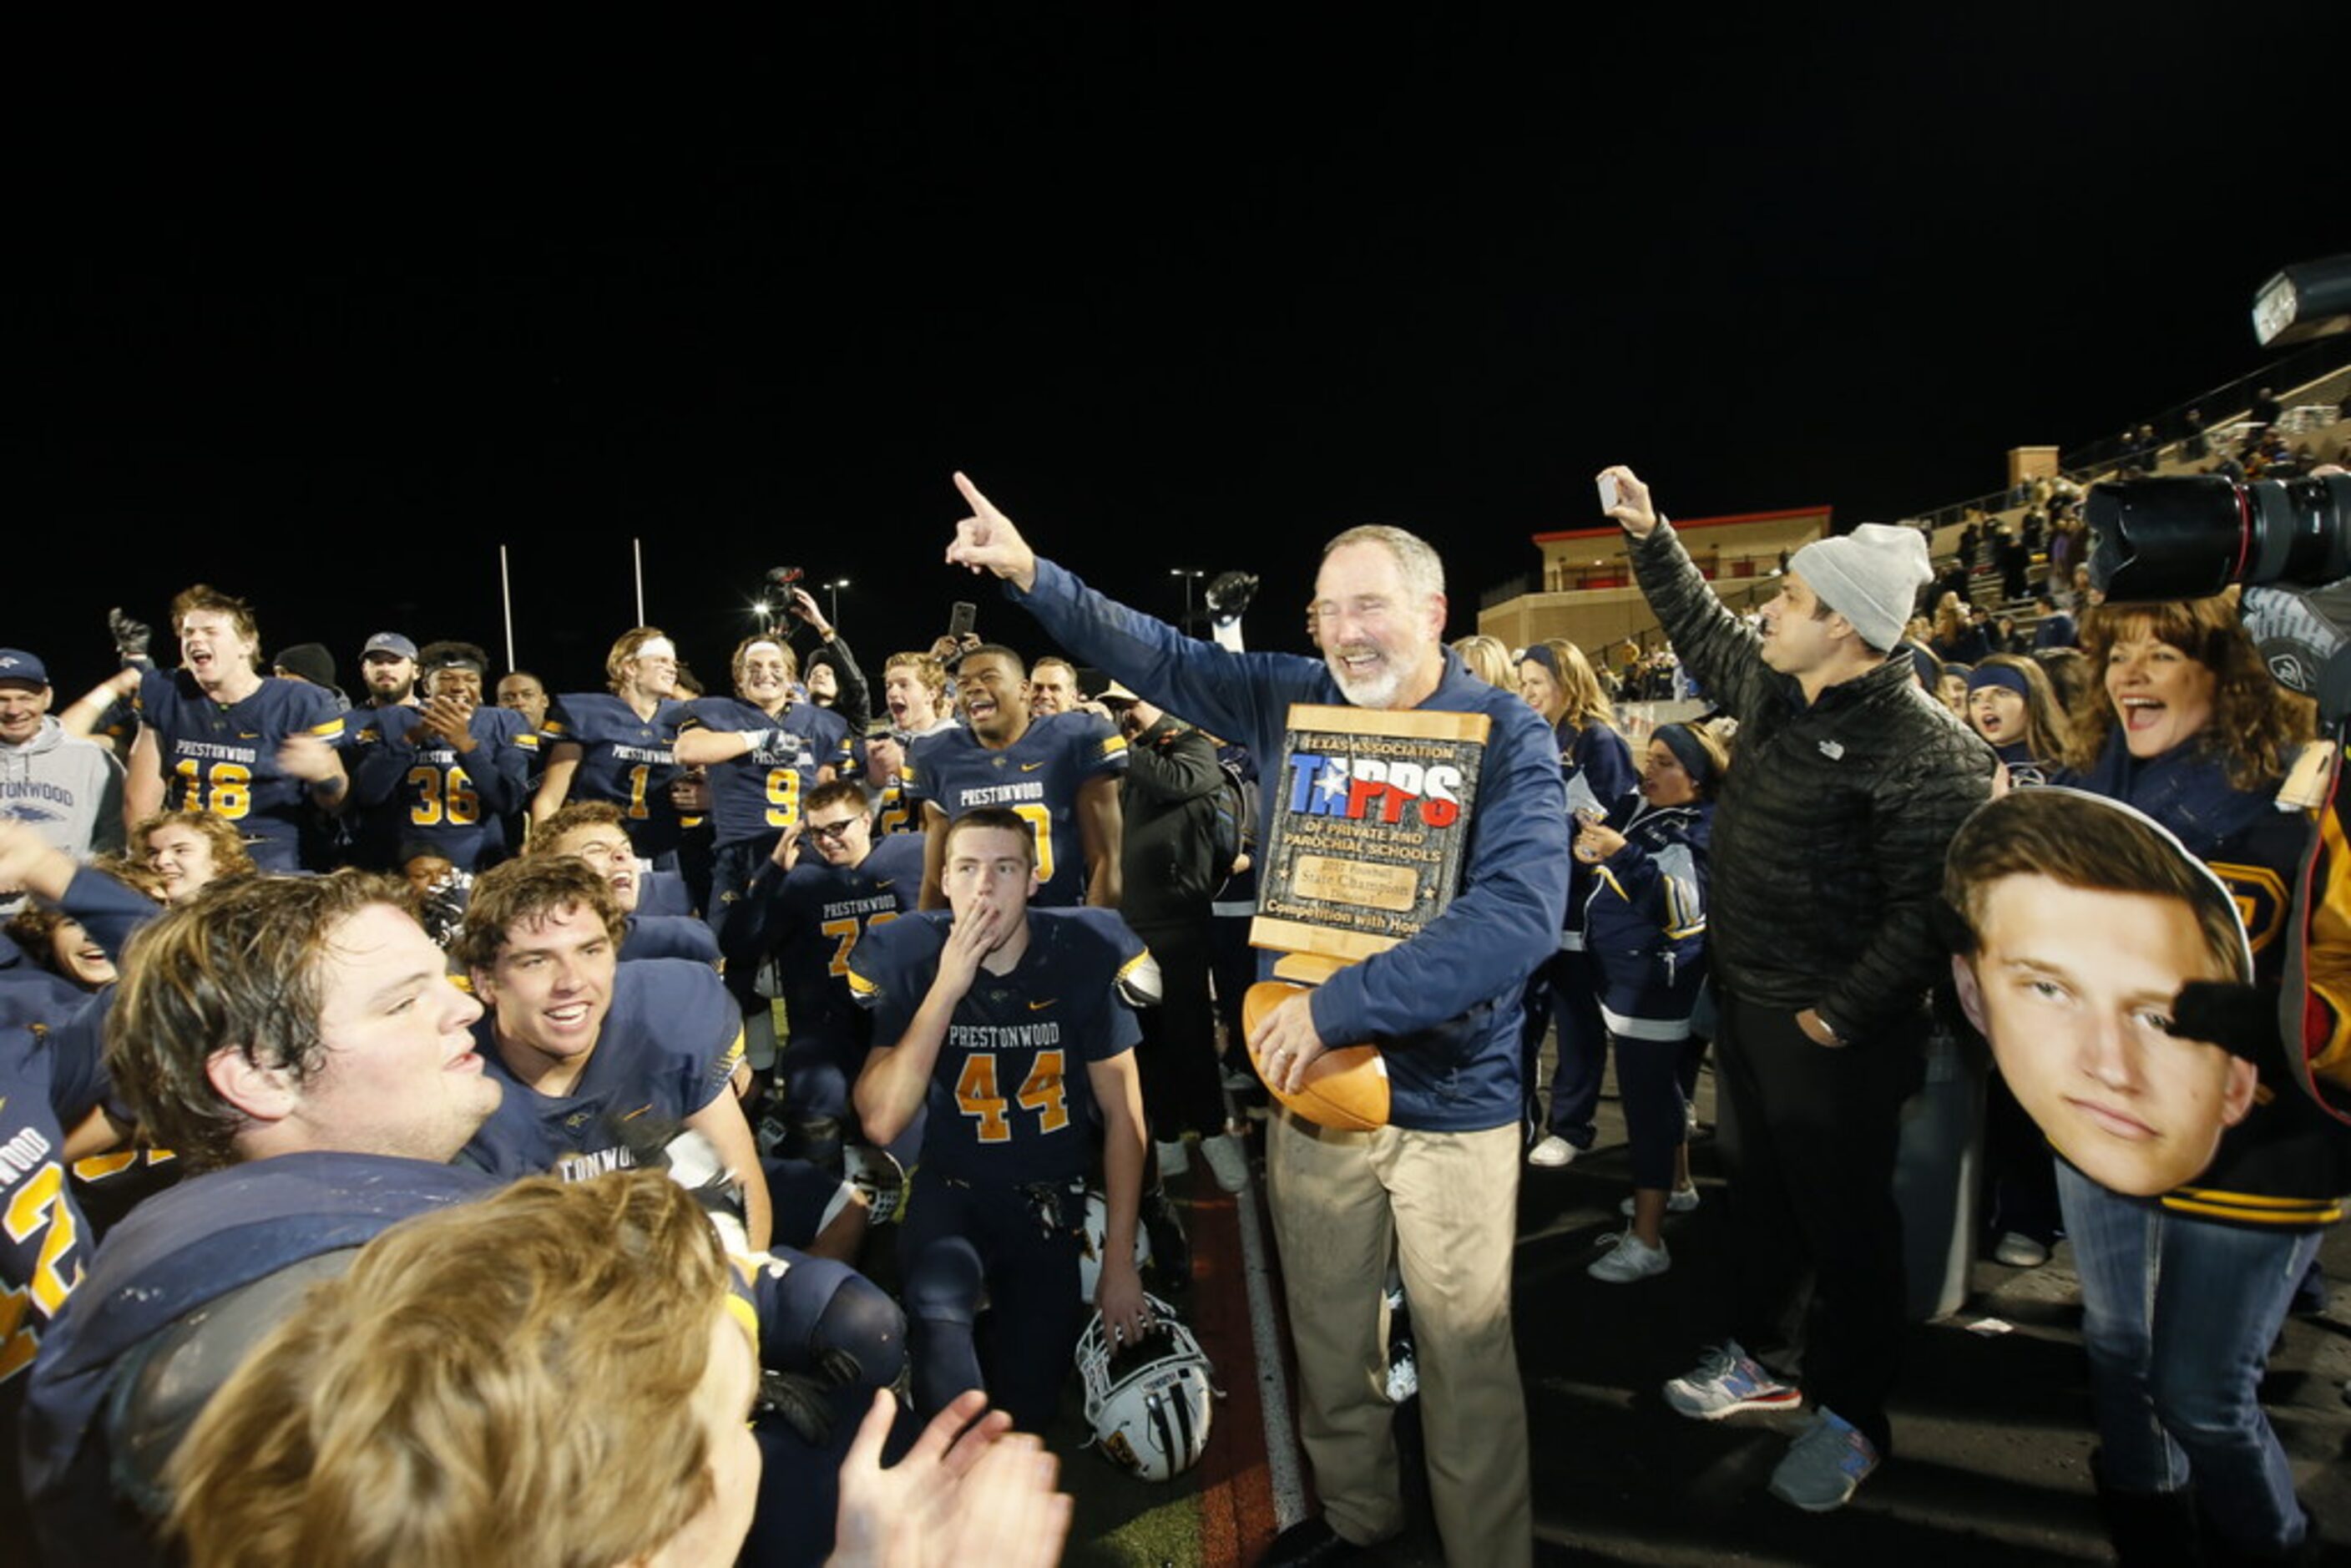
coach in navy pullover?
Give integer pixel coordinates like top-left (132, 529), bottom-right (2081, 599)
top-left (945, 473), bottom-right (1564, 1567)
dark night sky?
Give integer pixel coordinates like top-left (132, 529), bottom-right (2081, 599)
top-left (17, 9), bottom-right (2346, 701)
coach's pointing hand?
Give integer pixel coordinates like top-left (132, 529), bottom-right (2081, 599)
top-left (945, 473), bottom-right (1039, 594)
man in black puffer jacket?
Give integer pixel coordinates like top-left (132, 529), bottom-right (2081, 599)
top-left (1601, 465), bottom-right (1995, 1514)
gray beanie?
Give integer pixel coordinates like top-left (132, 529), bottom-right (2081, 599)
top-left (1787, 524), bottom-right (1931, 653)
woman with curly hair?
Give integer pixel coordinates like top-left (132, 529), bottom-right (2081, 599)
top-left (2051, 592), bottom-right (2347, 1560)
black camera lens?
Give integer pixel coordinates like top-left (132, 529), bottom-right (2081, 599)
top-left (2088, 473), bottom-right (2351, 601)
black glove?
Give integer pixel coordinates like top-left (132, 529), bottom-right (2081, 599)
top-left (2169, 979), bottom-right (2273, 1065)
top-left (1206, 571), bottom-right (1258, 620)
top-left (108, 607), bottom-right (153, 664)
top-left (757, 1368), bottom-right (839, 1446)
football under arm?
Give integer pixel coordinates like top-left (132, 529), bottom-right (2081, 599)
top-left (685, 1087), bottom-right (772, 1252)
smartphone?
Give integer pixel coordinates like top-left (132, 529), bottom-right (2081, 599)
top-left (948, 601), bottom-right (977, 642)
top-left (1597, 474), bottom-right (1621, 513)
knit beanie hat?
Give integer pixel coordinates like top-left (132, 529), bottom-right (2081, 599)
top-left (1787, 524), bottom-right (1932, 654)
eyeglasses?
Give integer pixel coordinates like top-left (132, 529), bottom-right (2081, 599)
top-left (804, 819), bottom-right (859, 842)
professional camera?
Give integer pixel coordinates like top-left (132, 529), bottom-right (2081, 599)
top-left (2085, 253), bottom-right (2351, 607)
top-left (2088, 471), bottom-right (2351, 602)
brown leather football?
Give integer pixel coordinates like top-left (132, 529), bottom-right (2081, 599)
top-left (1241, 981), bottom-right (1391, 1132)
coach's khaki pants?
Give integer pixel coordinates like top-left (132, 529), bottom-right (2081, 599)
top-left (1267, 1111), bottom-right (1532, 1568)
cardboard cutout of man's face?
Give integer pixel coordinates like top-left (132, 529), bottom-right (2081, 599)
top-left (1949, 793), bottom-right (2261, 1197)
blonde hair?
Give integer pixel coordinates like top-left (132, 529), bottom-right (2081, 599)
top-left (604, 626), bottom-right (675, 694)
top-left (1450, 635), bottom-right (1513, 689)
top-left (170, 1171), bottom-right (731, 1568)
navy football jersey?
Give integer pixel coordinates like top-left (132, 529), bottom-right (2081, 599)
top-left (733, 833), bottom-right (924, 1054)
top-left (459, 959), bottom-right (746, 1181)
top-left (539, 692), bottom-right (686, 857)
top-left (134, 669), bottom-right (345, 873)
top-left (347, 705), bottom-right (533, 870)
top-left (847, 907), bottom-right (1145, 1184)
top-left (872, 772), bottom-right (920, 837)
top-left (20, 1151), bottom-right (498, 1565)
top-left (677, 697), bottom-right (852, 848)
top-left (906, 712), bottom-right (1128, 906)
top-left (0, 1019), bottom-right (100, 1393)
top-left (621, 912), bottom-right (722, 965)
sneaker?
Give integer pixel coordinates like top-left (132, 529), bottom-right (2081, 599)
top-left (1154, 1137), bottom-right (1191, 1179)
top-left (1199, 1131), bottom-right (1250, 1193)
top-left (1767, 1408), bottom-right (1880, 1512)
top-left (1621, 1186), bottom-right (1701, 1217)
top-left (1994, 1232), bottom-right (2050, 1268)
top-left (1528, 1135), bottom-right (1578, 1168)
top-left (1588, 1229), bottom-right (1671, 1283)
top-left (1662, 1340), bottom-right (1802, 1421)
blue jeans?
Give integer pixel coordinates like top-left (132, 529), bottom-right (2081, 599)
top-left (2055, 1161), bottom-right (2317, 1551)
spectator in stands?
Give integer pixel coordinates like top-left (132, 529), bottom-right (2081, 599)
top-left (2033, 592), bottom-right (2077, 650)
top-left (1930, 594), bottom-right (1989, 665)
top-left (1997, 526), bottom-right (2032, 602)
top-left (2252, 386), bottom-right (2283, 427)
top-left (1965, 656), bottom-right (2075, 791)
top-left (2044, 516), bottom-right (2080, 599)
top-left (2182, 407), bottom-right (2210, 463)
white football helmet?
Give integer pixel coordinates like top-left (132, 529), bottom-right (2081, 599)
top-left (1076, 1294), bottom-right (1217, 1482)
top-left (1075, 1186), bottom-right (1151, 1302)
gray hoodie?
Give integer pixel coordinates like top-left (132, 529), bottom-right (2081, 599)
top-left (0, 716), bottom-right (125, 862)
